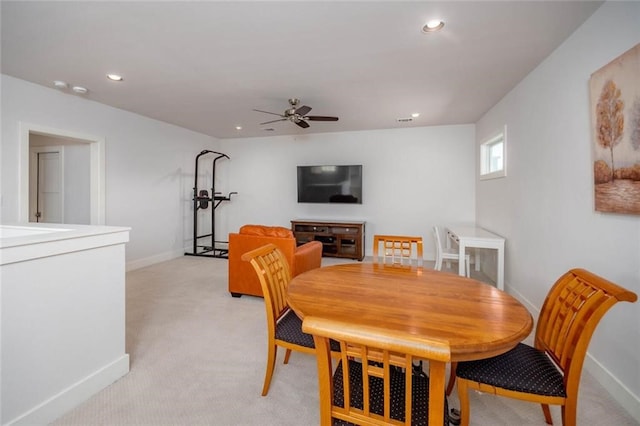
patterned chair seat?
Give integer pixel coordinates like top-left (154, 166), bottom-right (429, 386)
top-left (456, 343), bottom-right (566, 397)
top-left (276, 310), bottom-right (340, 352)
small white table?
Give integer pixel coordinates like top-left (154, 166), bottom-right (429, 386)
top-left (446, 225), bottom-right (506, 290)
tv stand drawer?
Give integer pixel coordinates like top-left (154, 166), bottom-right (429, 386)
top-left (294, 224), bottom-right (329, 233)
top-left (332, 226), bottom-right (359, 234)
top-left (291, 220), bottom-right (365, 261)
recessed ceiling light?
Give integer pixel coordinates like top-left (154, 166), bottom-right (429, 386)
top-left (72, 86), bottom-right (88, 94)
top-left (422, 20), bottom-right (444, 33)
top-left (53, 80), bottom-right (68, 89)
top-left (235, 126), bottom-right (242, 130)
top-left (411, 113), bottom-right (420, 118)
top-left (107, 74), bottom-right (123, 81)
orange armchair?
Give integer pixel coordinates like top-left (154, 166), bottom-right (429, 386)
top-left (228, 224), bottom-right (323, 297)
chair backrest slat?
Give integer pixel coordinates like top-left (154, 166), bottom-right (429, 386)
top-left (535, 268), bottom-right (637, 393)
top-left (304, 316), bottom-right (450, 426)
top-left (242, 244), bottom-right (292, 322)
top-left (373, 235), bottom-right (424, 266)
top-left (432, 226), bottom-right (444, 251)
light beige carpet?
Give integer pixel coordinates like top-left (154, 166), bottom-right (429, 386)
top-left (52, 256), bottom-right (638, 425)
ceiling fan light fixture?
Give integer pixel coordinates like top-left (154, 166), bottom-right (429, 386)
top-left (422, 20), bottom-right (444, 33)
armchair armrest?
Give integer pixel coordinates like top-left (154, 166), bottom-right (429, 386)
top-left (228, 232), bottom-right (296, 297)
top-left (293, 240), bottom-right (323, 276)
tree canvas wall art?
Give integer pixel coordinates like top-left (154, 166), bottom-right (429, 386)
top-left (590, 43), bottom-right (640, 214)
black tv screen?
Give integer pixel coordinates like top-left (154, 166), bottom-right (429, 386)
top-left (297, 165), bottom-right (362, 204)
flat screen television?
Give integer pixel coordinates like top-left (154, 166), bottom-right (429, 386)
top-left (297, 165), bottom-right (362, 204)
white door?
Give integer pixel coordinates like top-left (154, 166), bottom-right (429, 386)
top-left (29, 147), bottom-right (64, 223)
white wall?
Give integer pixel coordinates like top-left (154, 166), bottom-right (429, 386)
top-left (63, 143), bottom-right (91, 224)
top-left (1, 75), bottom-right (219, 268)
top-left (476, 1), bottom-right (640, 419)
top-left (217, 125), bottom-right (476, 258)
top-left (1, 74), bottom-right (475, 264)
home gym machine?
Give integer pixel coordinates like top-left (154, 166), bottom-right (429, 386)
top-left (185, 150), bottom-right (236, 258)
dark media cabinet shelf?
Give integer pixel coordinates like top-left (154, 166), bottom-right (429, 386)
top-left (291, 219), bottom-right (365, 261)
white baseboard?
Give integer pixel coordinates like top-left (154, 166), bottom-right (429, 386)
top-left (507, 284), bottom-right (640, 423)
top-left (126, 248), bottom-right (185, 271)
top-left (126, 244), bottom-right (231, 271)
top-left (6, 354), bottom-right (130, 426)
top-left (584, 353), bottom-right (640, 422)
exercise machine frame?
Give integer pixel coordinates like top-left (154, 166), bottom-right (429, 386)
top-left (185, 150), bottom-right (236, 258)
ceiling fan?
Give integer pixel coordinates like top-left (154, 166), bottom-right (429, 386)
top-left (253, 98), bottom-right (339, 129)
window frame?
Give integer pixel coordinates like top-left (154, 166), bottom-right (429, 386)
top-left (480, 126), bottom-right (507, 180)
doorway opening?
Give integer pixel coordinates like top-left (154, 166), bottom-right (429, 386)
top-left (19, 122), bottom-right (105, 225)
top-left (29, 144), bottom-right (65, 223)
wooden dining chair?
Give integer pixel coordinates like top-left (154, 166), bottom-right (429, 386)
top-left (303, 315), bottom-right (451, 426)
top-left (454, 268), bottom-right (637, 426)
top-left (373, 234), bottom-right (424, 266)
top-left (432, 226), bottom-right (470, 277)
top-left (241, 243), bottom-right (337, 396)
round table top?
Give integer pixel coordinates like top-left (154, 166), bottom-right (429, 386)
top-left (287, 262), bottom-right (533, 362)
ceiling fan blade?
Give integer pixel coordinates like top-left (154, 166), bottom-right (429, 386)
top-left (260, 118), bottom-right (287, 125)
top-left (296, 120), bottom-right (310, 129)
top-left (253, 109), bottom-right (285, 117)
top-left (306, 115), bottom-right (339, 121)
top-left (295, 105), bottom-right (312, 116)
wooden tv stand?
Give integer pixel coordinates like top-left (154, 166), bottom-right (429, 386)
top-left (291, 220), bottom-right (365, 261)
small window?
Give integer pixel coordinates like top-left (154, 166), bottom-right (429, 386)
top-left (480, 126), bottom-right (507, 180)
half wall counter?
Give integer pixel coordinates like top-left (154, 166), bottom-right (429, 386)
top-left (0, 223), bottom-right (130, 425)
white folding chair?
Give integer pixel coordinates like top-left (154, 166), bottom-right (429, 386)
top-left (433, 226), bottom-right (470, 277)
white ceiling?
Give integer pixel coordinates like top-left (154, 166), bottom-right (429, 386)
top-left (1, 1), bottom-right (602, 139)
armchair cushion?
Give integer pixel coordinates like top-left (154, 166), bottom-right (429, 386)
top-left (228, 224), bottom-right (322, 297)
top-left (239, 224), bottom-right (294, 238)
top-left (292, 238), bottom-right (323, 276)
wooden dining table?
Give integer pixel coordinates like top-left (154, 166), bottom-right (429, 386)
top-left (287, 262), bottom-right (533, 426)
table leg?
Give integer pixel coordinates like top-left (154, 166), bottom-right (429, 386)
top-left (497, 246), bottom-right (504, 290)
top-left (428, 360), bottom-right (446, 426)
top-left (458, 242), bottom-right (467, 277)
